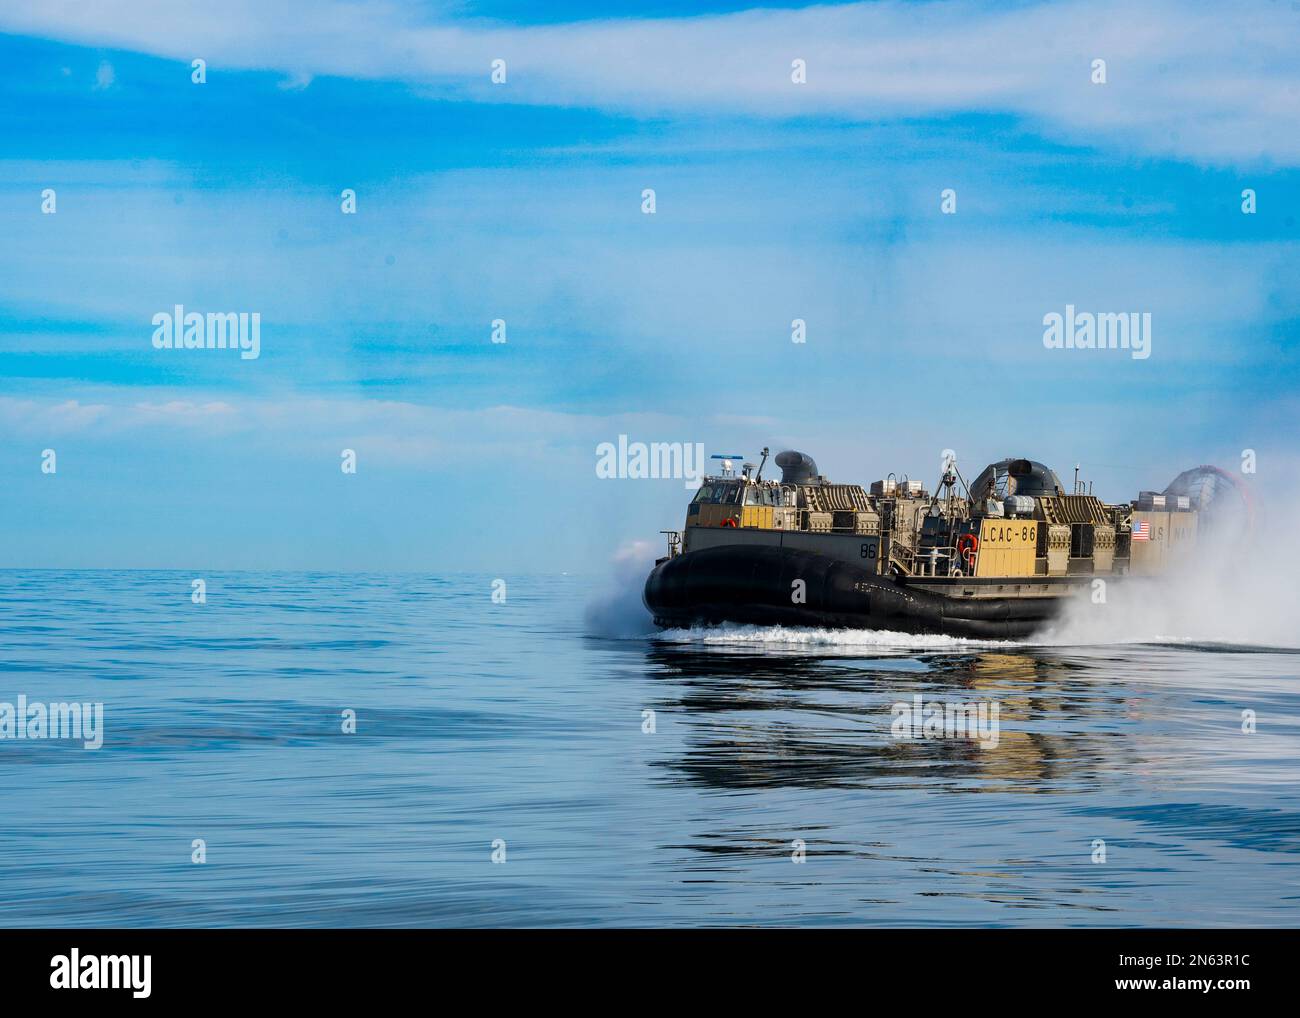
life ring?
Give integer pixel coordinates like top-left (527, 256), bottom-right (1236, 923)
top-left (721, 518), bottom-right (738, 528)
top-left (956, 533), bottom-right (978, 566)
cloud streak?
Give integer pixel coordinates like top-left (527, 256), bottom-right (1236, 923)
top-left (2, 1), bottom-right (1298, 165)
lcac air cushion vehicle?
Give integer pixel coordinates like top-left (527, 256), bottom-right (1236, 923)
top-left (643, 450), bottom-right (1248, 638)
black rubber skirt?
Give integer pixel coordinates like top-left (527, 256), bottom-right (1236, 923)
top-left (643, 544), bottom-right (1060, 639)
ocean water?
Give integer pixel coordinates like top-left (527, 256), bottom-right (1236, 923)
top-left (2, 569), bottom-right (1298, 928)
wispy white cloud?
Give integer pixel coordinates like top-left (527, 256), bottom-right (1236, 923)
top-left (0, 392), bottom-right (710, 460)
top-left (0, 397), bottom-right (110, 433)
top-left (2, 161), bottom-right (1291, 376)
top-left (2, 0), bottom-right (1297, 165)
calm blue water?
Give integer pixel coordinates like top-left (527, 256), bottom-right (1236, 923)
top-left (1, 570), bottom-right (1298, 927)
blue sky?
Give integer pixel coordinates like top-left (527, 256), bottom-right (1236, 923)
top-left (0, 0), bottom-right (1297, 570)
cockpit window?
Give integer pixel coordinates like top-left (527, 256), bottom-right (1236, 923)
top-left (693, 483), bottom-right (739, 504)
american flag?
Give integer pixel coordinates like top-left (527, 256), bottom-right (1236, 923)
top-left (1132, 520), bottom-right (1150, 541)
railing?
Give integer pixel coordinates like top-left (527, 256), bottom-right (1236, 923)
top-left (894, 543), bottom-right (968, 577)
top-left (660, 530), bottom-right (682, 558)
top-left (889, 542), bottom-right (916, 575)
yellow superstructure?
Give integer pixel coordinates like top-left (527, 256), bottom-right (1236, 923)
top-left (974, 519), bottom-right (1038, 577)
top-left (740, 505), bottom-right (774, 528)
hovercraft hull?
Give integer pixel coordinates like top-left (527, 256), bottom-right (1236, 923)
top-left (643, 544), bottom-right (1067, 639)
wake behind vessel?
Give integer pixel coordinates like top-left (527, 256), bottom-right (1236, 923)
top-left (643, 449), bottom-right (1247, 638)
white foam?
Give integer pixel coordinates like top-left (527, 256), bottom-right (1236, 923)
top-left (654, 622), bottom-right (1017, 653)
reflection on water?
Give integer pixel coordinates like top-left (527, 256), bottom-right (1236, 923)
top-left (644, 644), bottom-right (1144, 793)
top-left (632, 632), bottom-right (1300, 925)
top-left (643, 635), bottom-right (1300, 795)
top-left (1, 572), bottom-right (1298, 927)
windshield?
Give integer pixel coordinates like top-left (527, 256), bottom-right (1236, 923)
top-left (692, 483), bottom-right (739, 504)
